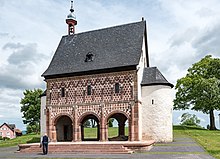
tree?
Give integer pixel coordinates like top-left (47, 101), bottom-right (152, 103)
top-left (180, 113), bottom-right (200, 127)
top-left (83, 120), bottom-right (91, 128)
top-left (174, 55), bottom-right (220, 130)
top-left (20, 89), bottom-right (43, 133)
top-left (108, 118), bottom-right (114, 127)
top-left (27, 123), bottom-right (40, 134)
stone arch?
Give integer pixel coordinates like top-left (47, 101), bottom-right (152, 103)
top-left (106, 111), bottom-right (129, 141)
top-left (78, 112), bottom-right (100, 124)
top-left (105, 110), bottom-right (129, 123)
top-left (79, 112), bottom-right (100, 141)
top-left (53, 113), bottom-right (74, 125)
top-left (54, 115), bottom-right (73, 142)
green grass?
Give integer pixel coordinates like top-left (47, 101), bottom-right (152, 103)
top-left (174, 125), bottom-right (220, 159)
top-left (84, 127), bottom-right (128, 138)
top-left (0, 133), bottom-right (40, 147)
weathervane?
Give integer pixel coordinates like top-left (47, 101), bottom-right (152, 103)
top-left (70, 0), bottom-right (74, 13)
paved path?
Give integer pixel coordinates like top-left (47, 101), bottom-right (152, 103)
top-left (0, 137), bottom-right (215, 159)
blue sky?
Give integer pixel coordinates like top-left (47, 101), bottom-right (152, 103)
top-left (0, 0), bottom-right (220, 130)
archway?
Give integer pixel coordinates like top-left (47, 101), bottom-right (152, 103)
top-left (107, 113), bottom-right (128, 141)
top-left (80, 114), bottom-right (100, 141)
top-left (55, 115), bottom-right (73, 142)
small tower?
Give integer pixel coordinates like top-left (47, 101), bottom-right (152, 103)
top-left (66, 1), bottom-right (77, 35)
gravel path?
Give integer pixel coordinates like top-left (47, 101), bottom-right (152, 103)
top-left (0, 137), bottom-right (215, 159)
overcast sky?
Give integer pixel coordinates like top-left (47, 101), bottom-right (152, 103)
top-left (0, 0), bottom-right (220, 130)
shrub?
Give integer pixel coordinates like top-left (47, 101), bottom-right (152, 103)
top-left (2, 137), bottom-right (10, 141)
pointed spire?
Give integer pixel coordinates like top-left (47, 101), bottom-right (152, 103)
top-left (66, 0), bottom-right (77, 35)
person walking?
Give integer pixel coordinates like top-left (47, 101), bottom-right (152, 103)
top-left (41, 133), bottom-right (49, 155)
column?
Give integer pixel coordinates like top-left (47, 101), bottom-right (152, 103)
top-left (130, 103), bottom-right (135, 141)
top-left (73, 105), bottom-right (78, 141)
top-left (100, 103), bottom-right (107, 141)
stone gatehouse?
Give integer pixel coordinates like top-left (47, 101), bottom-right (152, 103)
top-left (40, 2), bottom-right (173, 143)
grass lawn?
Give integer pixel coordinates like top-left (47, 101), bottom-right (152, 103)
top-left (0, 134), bottom-right (40, 147)
top-left (174, 125), bottom-right (220, 159)
top-left (83, 127), bottom-right (128, 139)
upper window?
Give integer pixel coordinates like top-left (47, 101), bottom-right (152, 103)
top-left (115, 83), bottom-right (120, 93)
top-left (87, 85), bottom-right (92, 95)
top-left (85, 52), bottom-right (94, 62)
top-left (61, 88), bottom-right (65, 97)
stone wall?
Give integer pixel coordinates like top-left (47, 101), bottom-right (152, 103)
top-left (40, 95), bottom-right (46, 137)
top-left (141, 85), bottom-right (173, 142)
top-left (46, 70), bottom-right (136, 105)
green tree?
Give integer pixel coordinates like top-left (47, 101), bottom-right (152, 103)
top-left (108, 118), bottom-right (114, 127)
top-left (180, 113), bottom-right (200, 127)
top-left (20, 89), bottom-right (43, 133)
top-left (83, 120), bottom-right (91, 128)
top-left (174, 55), bottom-right (220, 130)
top-left (27, 123), bottom-right (40, 134)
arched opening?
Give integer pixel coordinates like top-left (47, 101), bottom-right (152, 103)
top-left (108, 113), bottom-right (129, 141)
top-left (55, 115), bottom-right (73, 142)
top-left (80, 114), bottom-right (100, 141)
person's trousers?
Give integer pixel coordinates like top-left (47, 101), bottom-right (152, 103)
top-left (42, 143), bottom-right (48, 154)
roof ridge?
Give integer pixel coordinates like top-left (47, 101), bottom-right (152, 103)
top-left (63, 20), bottom-right (146, 38)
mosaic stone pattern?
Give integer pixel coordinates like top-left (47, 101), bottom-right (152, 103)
top-left (45, 70), bottom-right (140, 141)
top-left (47, 71), bottom-right (135, 106)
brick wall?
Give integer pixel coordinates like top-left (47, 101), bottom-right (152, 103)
top-left (44, 70), bottom-right (141, 141)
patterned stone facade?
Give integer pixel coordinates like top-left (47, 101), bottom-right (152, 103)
top-left (45, 70), bottom-right (140, 142)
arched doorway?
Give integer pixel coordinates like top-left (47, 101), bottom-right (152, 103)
top-left (55, 115), bottom-right (73, 142)
top-left (107, 113), bottom-right (128, 141)
top-left (80, 114), bottom-right (100, 141)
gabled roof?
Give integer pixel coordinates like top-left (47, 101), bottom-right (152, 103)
top-left (8, 124), bottom-right (15, 130)
top-left (141, 67), bottom-right (173, 88)
top-left (0, 123), bottom-right (15, 132)
top-left (42, 21), bottom-right (147, 78)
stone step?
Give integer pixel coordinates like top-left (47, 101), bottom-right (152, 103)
top-left (18, 141), bottom-right (154, 154)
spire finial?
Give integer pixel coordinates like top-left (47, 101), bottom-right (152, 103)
top-left (70, 0), bottom-right (74, 13)
top-left (66, 0), bottom-right (77, 35)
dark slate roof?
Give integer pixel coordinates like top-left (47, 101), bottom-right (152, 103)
top-left (141, 67), bottom-right (174, 88)
top-left (42, 21), bottom-right (147, 78)
top-left (8, 124), bottom-right (15, 130)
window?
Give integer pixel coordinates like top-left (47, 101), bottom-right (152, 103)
top-left (87, 85), bottom-right (91, 95)
top-left (85, 52), bottom-right (94, 62)
top-left (115, 83), bottom-right (120, 93)
top-left (61, 88), bottom-right (65, 97)
top-left (0, 132), bottom-right (2, 136)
